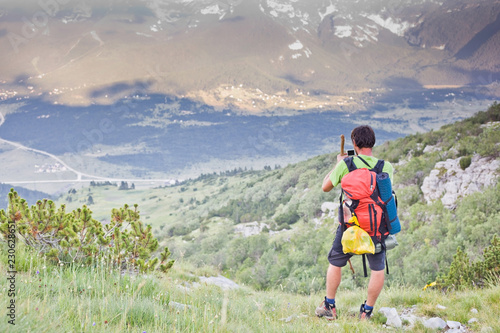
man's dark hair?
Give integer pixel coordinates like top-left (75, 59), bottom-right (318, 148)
top-left (351, 125), bottom-right (376, 148)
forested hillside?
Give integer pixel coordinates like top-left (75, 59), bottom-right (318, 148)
top-left (154, 102), bottom-right (500, 292)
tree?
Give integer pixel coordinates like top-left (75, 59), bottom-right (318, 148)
top-left (0, 189), bottom-right (174, 274)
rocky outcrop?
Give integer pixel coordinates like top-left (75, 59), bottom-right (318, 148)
top-left (234, 222), bottom-right (270, 238)
top-left (199, 275), bottom-right (240, 290)
top-left (421, 154), bottom-right (500, 209)
top-left (381, 305), bottom-right (483, 332)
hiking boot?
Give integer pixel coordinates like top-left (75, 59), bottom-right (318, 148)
top-left (359, 301), bottom-right (373, 320)
top-left (315, 297), bottom-right (337, 320)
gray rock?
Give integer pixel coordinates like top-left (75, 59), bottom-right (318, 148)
top-left (321, 202), bottom-right (339, 214)
top-left (481, 326), bottom-right (494, 333)
top-left (436, 304), bottom-right (446, 310)
top-left (446, 326), bottom-right (468, 333)
top-left (378, 307), bottom-right (402, 328)
top-left (199, 275), bottom-right (240, 290)
top-left (424, 317), bottom-right (447, 330)
top-left (400, 314), bottom-right (420, 328)
top-left (169, 301), bottom-right (191, 311)
top-left (280, 314), bottom-right (308, 322)
top-left (234, 222), bottom-right (270, 237)
top-left (448, 329), bottom-right (464, 333)
top-left (468, 318), bottom-right (478, 324)
top-left (470, 308), bottom-right (478, 314)
top-left (447, 320), bottom-right (462, 329)
top-left (280, 315), bottom-right (294, 323)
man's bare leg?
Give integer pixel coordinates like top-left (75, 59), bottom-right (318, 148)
top-left (326, 264), bottom-right (342, 299)
top-left (366, 269), bottom-right (384, 307)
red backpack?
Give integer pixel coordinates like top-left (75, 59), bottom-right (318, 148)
top-left (339, 156), bottom-right (389, 239)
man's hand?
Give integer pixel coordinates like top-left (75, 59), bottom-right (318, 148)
top-left (337, 153), bottom-right (348, 163)
top-left (323, 153), bottom-right (346, 192)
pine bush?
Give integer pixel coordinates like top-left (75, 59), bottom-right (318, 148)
top-left (0, 189), bottom-right (174, 273)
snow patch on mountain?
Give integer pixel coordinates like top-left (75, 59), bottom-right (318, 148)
top-left (354, 24), bottom-right (379, 44)
top-left (432, 44), bottom-right (446, 50)
top-left (90, 31), bottom-right (104, 46)
top-left (288, 40), bottom-right (312, 59)
top-left (150, 20), bottom-right (163, 32)
top-left (364, 13), bottom-right (413, 36)
top-left (304, 47), bottom-right (312, 58)
top-left (319, 2), bottom-right (337, 21)
top-left (266, 0), bottom-right (295, 17)
top-left (145, 1), bottom-right (182, 24)
top-left (288, 40), bottom-right (304, 50)
top-left (335, 25), bottom-right (352, 38)
top-left (201, 4), bottom-right (223, 15)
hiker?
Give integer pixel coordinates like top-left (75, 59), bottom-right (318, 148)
top-left (316, 125), bottom-right (394, 320)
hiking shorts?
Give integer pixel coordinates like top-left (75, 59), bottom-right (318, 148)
top-left (328, 225), bottom-right (386, 271)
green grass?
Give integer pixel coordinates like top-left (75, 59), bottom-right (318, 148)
top-left (1, 246), bottom-right (499, 333)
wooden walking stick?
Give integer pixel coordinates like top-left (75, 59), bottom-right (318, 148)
top-left (340, 134), bottom-right (345, 156)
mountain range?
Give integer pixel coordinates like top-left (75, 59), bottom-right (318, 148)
top-left (1, 0), bottom-right (499, 111)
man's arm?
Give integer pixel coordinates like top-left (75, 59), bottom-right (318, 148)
top-left (322, 153), bottom-right (347, 192)
top-left (322, 171), bottom-right (334, 192)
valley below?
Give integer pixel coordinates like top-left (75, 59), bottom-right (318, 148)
top-left (0, 88), bottom-right (495, 198)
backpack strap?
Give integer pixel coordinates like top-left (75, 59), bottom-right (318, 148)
top-left (356, 156), bottom-right (372, 168)
top-left (344, 157), bottom-right (357, 173)
top-left (338, 192), bottom-right (347, 232)
top-left (354, 156), bottom-right (385, 174)
top-left (362, 254), bottom-right (368, 277)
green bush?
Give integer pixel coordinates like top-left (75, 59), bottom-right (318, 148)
top-left (438, 235), bottom-right (500, 290)
top-left (0, 189), bottom-right (174, 274)
top-left (460, 156), bottom-right (472, 170)
top-left (274, 208), bottom-right (300, 226)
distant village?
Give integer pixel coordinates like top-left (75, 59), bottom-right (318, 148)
top-left (34, 163), bottom-right (67, 174)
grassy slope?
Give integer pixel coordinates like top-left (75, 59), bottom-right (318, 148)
top-left (1, 246), bottom-right (499, 333)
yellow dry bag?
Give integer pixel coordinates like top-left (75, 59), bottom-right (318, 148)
top-left (341, 216), bottom-right (375, 255)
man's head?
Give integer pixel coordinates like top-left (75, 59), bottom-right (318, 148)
top-left (351, 125), bottom-right (376, 149)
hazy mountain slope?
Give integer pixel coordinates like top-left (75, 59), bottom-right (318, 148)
top-left (0, 0), bottom-right (498, 109)
top-left (0, 184), bottom-right (51, 210)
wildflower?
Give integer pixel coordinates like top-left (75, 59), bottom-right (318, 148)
top-left (36, 270), bottom-right (40, 275)
top-left (93, 322), bottom-right (96, 326)
top-left (104, 321), bottom-right (108, 324)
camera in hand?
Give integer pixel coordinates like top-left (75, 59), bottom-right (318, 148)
top-left (347, 149), bottom-right (355, 156)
